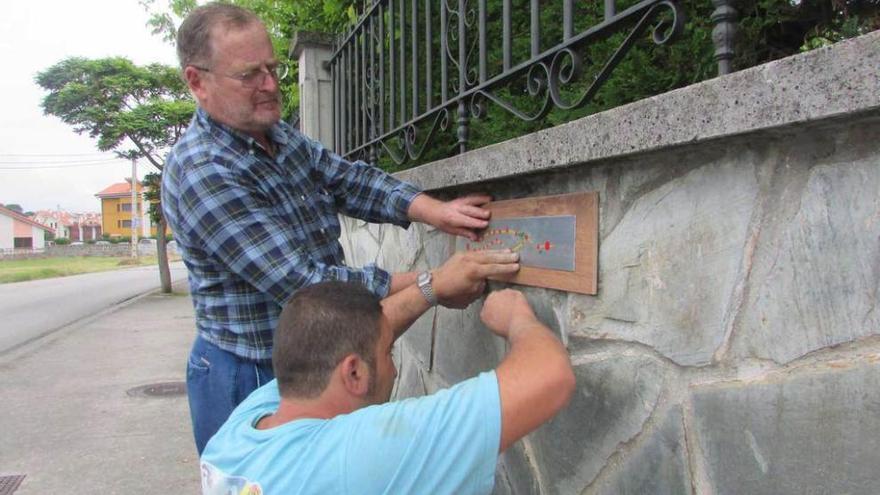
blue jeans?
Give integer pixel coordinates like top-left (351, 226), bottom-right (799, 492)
top-left (186, 335), bottom-right (274, 455)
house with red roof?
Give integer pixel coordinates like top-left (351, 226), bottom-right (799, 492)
top-left (95, 179), bottom-right (156, 238)
top-left (32, 210), bottom-right (102, 242)
top-left (0, 205), bottom-right (54, 251)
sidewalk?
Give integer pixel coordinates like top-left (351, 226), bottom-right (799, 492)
top-left (0, 283), bottom-right (200, 494)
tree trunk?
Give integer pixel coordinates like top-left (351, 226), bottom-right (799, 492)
top-left (156, 217), bottom-right (172, 293)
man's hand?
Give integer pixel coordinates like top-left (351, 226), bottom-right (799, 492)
top-left (407, 193), bottom-right (492, 241)
top-left (432, 250), bottom-right (519, 309)
top-left (480, 289), bottom-right (539, 340)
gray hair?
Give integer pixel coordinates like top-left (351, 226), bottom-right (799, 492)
top-left (176, 2), bottom-right (262, 70)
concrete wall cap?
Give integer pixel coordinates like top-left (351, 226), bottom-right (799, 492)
top-left (394, 30), bottom-right (880, 191)
top-left (290, 31), bottom-right (336, 58)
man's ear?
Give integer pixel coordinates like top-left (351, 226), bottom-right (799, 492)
top-left (339, 354), bottom-right (370, 398)
top-left (183, 66), bottom-right (208, 102)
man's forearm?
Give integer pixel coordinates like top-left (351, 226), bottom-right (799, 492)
top-left (495, 317), bottom-right (575, 452)
top-left (388, 272), bottom-right (419, 296)
top-left (380, 284), bottom-right (432, 339)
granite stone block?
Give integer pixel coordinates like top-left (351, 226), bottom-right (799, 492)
top-left (691, 360), bottom-right (880, 494)
top-left (596, 406), bottom-right (691, 495)
top-left (732, 154), bottom-right (880, 364)
top-left (529, 355), bottom-right (668, 494)
top-left (573, 160), bottom-right (759, 366)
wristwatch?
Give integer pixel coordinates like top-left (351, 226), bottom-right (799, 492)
top-left (417, 271), bottom-right (437, 306)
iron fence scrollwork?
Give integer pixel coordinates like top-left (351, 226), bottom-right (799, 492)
top-left (330, 0), bottom-right (689, 166)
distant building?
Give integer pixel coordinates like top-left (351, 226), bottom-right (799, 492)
top-left (32, 210), bottom-right (102, 242)
top-left (0, 205), bottom-right (53, 251)
top-left (95, 179), bottom-right (156, 238)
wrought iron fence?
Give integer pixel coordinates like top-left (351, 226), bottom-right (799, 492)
top-left (329, 0), bottom-right (736, 166)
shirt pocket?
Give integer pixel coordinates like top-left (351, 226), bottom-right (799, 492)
top-left (280, 187), bottom-right (341, 248)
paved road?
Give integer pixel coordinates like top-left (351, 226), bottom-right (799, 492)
top-left (0, 261), bottom-right (188, 354)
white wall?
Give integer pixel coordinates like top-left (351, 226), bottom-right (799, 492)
top-left (31, 226), bottom-right (46, 249)
top-left (0, 215), bottom-right (12, 249)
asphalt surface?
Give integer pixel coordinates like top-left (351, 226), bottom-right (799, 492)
top-left (0, 280), bottom-right (201, 494)
top-left (0, 261), bottom-right (189, 354)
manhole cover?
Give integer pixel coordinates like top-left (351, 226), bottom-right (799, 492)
top-left (0, 474), bottom-right (25, 495)
top-left (126, 381), bottom-right (187, 398)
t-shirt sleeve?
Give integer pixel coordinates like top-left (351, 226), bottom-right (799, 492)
top-left (341, 371), bottom-right (502, 495)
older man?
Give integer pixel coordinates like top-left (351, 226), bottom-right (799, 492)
top-left (200, 281), bottom-right (575, 494)
top-left (163, 2), bottom-right (515, 454)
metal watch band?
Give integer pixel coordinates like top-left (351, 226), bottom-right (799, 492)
top-left (417, 271), bottom-right (437, 306)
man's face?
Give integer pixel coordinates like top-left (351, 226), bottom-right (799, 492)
top-left (366, 316), bottom-right (397, 405)
top-left (195, 22), bottom-right (282, 136)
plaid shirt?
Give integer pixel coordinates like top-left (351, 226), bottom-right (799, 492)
top-left (163, 108), bottom-right (420, 361)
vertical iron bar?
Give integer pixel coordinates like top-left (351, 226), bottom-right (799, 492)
top-left (333, 58), bottom-right (339, 152)
top-left (379, 3), bottom-right (385, 138)
top-left (399, 0), bottom-right (406, 126)
top-left (346, 44), bottom-right (352, 154)
top-left (425, 0), bottom-right (432, 110)
top-left (456, 0), bottom-right (468, 154)
top-left (604, 0), bottom-right (615, 21)
top-left (390, 0), bottom-right (396, 130)
top-left (369, 15), bottom-right (376, 162)
top-left (478, 0), bottom-right (486, 83)
top-left (530, 0), bottom-right (539, 57)
top-left (502, 0), bottom-right (510, 71)
top-left (440, 0), bottom-right (448, 103)
top-left (361, 25), bottom-right (367, 153)
top-left (411, 0), bottom-right (418, 119)
top-left (355, 30), bottom-right (361, 150)
top-left (563, 0), bottom-right (573, 40)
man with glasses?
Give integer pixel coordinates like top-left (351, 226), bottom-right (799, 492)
top-left (163, 2), bottom-right (515, 455)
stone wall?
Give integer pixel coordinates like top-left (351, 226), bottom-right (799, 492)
top-left (0, 241), bottom-right (180, 260)
top-left (340, 32), bottom-right (880, 495)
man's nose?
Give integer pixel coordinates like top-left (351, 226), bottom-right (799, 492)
top-left (260, 68), bottom-right (279, 91)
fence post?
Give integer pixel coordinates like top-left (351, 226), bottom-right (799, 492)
top-left (711, 0), bottom-right (737, 75)
top-left (291, 31), bottom-right (336, 149)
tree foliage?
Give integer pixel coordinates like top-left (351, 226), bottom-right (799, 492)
top-left (35, 57), bottom-right (194, 171)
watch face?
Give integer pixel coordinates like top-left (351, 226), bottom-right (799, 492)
top-left (418, 271), bottom-right (430, 286)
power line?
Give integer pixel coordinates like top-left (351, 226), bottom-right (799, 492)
top-left (0, 158), bottom-right (124, 165)
top-left (0, 152), bottom-right (115, 157)
top-left (0, 160), bottom-right (128, 170)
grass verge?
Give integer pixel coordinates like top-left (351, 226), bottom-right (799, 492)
top-left (0, 256), bottom-right (165, 284)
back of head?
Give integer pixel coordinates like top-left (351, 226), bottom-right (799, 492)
top-left (176, 2), bottom-right (262, 70)
top-left (273, 281), bottom-right (383, 399)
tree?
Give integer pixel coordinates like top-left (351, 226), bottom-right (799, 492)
top-left (36, 57), bottom-right (195, 293)
top-left (3, 204), bottom-right (24, 214)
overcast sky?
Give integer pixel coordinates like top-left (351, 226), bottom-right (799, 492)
top-left (0, 1), bottom-right (180, 213)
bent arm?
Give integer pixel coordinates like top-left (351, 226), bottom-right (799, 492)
top-left (381, 250), bottom-right (520, 339)
top-left (177, 161), bottom-right (393, 302)
top-left (482, 290), bottom-right (575, 452)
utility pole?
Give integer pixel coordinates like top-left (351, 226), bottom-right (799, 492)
top-left (130, 158), bottom-right (139, 258)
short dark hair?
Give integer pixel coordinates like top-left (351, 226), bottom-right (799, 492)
top-left (273, 281), bottom-right (383, 399)
top-left (176, 2), bottom-right (262, 70)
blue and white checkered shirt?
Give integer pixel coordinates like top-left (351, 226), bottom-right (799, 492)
top-left (162, 108), bottom-right (420, 361)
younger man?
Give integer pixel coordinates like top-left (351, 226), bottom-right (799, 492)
top-left (200, 278), bottom-right (575, 494)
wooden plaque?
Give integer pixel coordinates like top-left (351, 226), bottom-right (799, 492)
top-left (458, 191), bottom-right (598, 295)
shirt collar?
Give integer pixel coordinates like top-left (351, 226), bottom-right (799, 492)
top-left (195, 107), bottom-right (291, 154)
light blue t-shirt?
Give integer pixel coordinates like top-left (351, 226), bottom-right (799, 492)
top-left (200, 371), bottom-right (502, 495)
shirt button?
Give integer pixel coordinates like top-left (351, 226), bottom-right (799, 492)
top-left (320, 228), bottom-right (326, 234)
top-left (300, 195), bottom-right (306, 201)
top-left (249, 149), bottom-right (255, 155)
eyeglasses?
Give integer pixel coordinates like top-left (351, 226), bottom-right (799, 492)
top-left (192, 62), bottom-right (289, 88)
